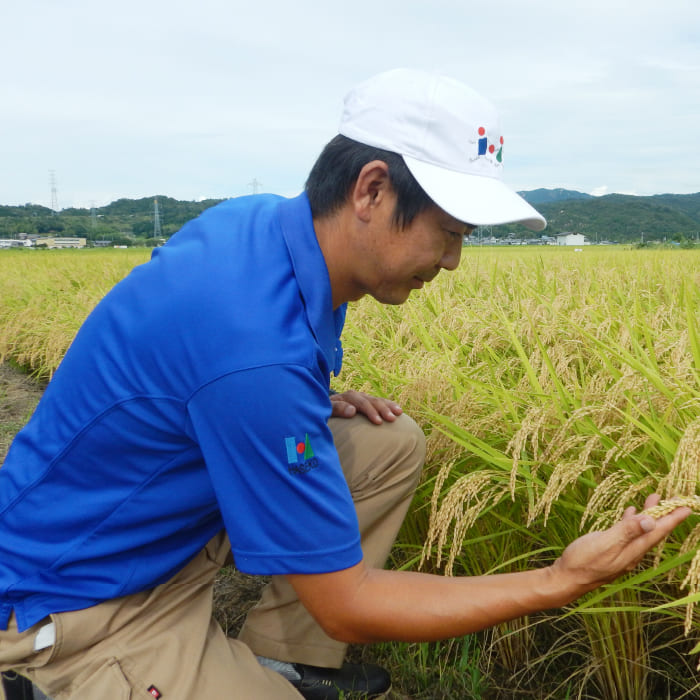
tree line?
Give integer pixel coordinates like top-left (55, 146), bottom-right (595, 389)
top-left (1, 191), bottom-right (699, 245)
top-left (0, 197), bottom-right (223, 247)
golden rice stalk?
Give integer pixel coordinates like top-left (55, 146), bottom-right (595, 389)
top-left (422, 459), bottom-right (456, 558)
top-left (678, 523), bottom-right (700, 564)
top-left (601, 433), bottom-right (650, 470)
top-left (645, 420), bottom-right (700, 570)
top-left (681, 546), bottom-right (700, 635)
top-left (642, 495), bottom-right (700, 519)
top-left (422, 469), bottom-right (509, 575)
top-left (581, 473), bottom-right (656, 531)
top-left (581, 471), bottom-right (632, 529)
top-left (539, 406), bottom-right (600, 465)
top-left (657, 418), bottom-right (700, 500)
top-left (505, 405), bottom-right (551, 496)
top-left (529, 459), bottom-right (591, 526)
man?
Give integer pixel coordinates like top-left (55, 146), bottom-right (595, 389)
top-left (0, 69), bottom-right (689, 700)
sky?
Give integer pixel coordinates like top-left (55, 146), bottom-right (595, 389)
top-left (2, 0), bottom-right (699, 210)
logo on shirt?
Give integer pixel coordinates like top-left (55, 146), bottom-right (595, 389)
top-left (285, 434), bottom-right (319, 475)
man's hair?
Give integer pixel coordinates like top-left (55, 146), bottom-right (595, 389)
top-left (305, 135), bottom-right (436, 229)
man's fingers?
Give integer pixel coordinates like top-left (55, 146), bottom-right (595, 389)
top-left (643, 493), bottom-right (662, 511)
top-left (621, 506), bottom-right (691, 552)
top-left (639, 516), bottom-right (656, 533)
top-left (331, 391), bottom-right (401, 424)
top-left (655, 506), bottom-right (692, 532)
top-left (596, 506), bottom-right (690, 574)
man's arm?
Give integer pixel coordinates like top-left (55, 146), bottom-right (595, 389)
top-left (286, 495), bottom-right (690, 644)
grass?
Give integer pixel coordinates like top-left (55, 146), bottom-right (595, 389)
top-left (2, 245), bottom-right (700, 697)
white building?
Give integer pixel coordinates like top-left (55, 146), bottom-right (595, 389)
top-left (0, 239), bottom-right (32, 248)
top-left (555, 232), bottom-right (589, 246)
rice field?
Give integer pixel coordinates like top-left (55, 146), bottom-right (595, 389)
top-left (0, 248), bottom-right (149, 378)
top-left (339, 246), bottom-right (700, 698)
top-left (1, 245), bottom-right (700, 698)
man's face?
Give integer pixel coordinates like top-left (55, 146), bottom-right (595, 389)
top-left (355, 194), bottom-right (472, 305)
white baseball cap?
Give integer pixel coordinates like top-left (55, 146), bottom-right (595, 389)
top-left (338, 68), bottom-right (546, 231)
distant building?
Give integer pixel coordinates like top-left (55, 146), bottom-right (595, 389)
top-left (0, 239), bottom-right (31, 248)
top-left (32, 237), bottom-right (87, 249)
top-left (52, 237), bottom-right (87, 249)
top-left (525, 236), bottom-right (556, 245)
top-left (555, 232), bottom-right (589, 246)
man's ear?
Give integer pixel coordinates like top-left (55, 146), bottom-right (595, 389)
top-left (351, 160), bottom-right (392, 224)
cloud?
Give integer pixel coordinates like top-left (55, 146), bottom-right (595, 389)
top-left (2, 0), bottom-right (699, 208)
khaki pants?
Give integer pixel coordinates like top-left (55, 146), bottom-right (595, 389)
top-left (0, 413), bottom-right (425, 699)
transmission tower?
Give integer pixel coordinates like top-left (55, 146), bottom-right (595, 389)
top-left (248, 178), bottom-right (262, 194)
top-left (476, 225), bottom-right (492, 245)
top-left (153, 199), bottom-right (162, 239)
top-left (49, 170), bottom-right (59, 213)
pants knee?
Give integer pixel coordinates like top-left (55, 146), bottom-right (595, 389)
top-left (389, 412), bottom-right (426, 491)
top-left (332, 411), bottom-right (426, 499)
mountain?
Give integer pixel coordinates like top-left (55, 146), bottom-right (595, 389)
top-left (649, 193), bottom-right (700, 222)
top-left (518, 188), bottom-right (594, 205)
top-left (506, 190), bottom-right (700, 242)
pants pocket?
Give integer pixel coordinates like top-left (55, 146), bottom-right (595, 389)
top-left (58, 657), bottom-right (131, 700)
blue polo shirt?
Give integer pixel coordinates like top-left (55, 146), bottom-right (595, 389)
top-left (0, 193), bottom-right (362, 633)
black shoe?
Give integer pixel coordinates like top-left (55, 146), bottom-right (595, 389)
top-left (2, 672), bottom-right (35, 700)
top-left (289, 662), bottom-right (391, 699)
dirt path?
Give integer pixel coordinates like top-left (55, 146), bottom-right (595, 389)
top-left (0, 363), bottom-right (45, 462)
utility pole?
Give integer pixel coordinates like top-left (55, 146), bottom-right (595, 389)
top-left (49, 170), bottom-right (59, 214)
top-left (153, 199), bottom-right (162, 239)
top-left (477, 225), bottom-right (492, 246)
top-left (90, 201), bottom-right (97, 229)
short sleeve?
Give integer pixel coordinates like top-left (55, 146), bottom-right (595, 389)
top-left (186, 364), bottom-right (362, 575)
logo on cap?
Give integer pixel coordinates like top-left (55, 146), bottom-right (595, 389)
top-left (473, 127), bottom-right (504, 166)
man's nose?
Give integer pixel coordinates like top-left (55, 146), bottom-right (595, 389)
top-left (440, 238), bottom-right (463, 270)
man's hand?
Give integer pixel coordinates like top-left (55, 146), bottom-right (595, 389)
top-left (287, 493), bottom-right (691, 644)
top-left (330, 390), bottom-right (402, 424)
top-left (551, 493), bottom-right (691, 600)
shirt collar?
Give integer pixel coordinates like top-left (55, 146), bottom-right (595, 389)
top-left (278, 193), bottom-right (346, 377)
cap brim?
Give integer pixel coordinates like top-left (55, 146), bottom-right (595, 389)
top-left (403, 156), bottom-right (546, 232)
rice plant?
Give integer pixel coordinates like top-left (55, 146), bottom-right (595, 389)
top-left (0, 248), bottom-right (149, 378)
top-left (340, 246), bottom-right (700, 698)
top-left (2, 245), bottom-right (700, 696)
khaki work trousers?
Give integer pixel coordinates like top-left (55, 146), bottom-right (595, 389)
top-left (0, 413), bottom-right (425, 700)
